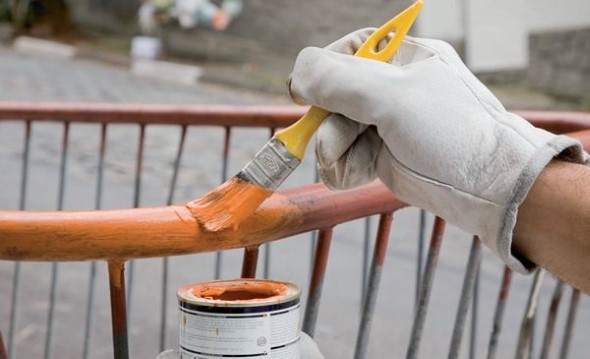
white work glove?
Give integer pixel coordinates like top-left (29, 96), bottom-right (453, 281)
top-left (288, 28), bottom-right (588, 273)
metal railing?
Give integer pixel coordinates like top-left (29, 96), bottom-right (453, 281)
top-left (0, 103), bottom-right (588, 359)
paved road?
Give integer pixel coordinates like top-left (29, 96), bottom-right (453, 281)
top-left (0, 48), bottom-right (588, 359)
top-left (0, 47), bottom-right (287, 105)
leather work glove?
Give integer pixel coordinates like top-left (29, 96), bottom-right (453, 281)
top-left (288, 28), bottom-right (589, 273)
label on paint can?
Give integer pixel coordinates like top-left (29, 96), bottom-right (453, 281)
top-left (178, 279), bottom-right (301, 359)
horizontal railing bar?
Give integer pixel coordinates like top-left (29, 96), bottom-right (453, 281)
top-left (0, 103), bottom-right (589, 135)
top-left (0, 103), bottom-right (307, 127)
top-left (0, 181), bottom-right (405, 262)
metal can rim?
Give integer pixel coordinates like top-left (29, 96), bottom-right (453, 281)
top-left (177, 278), bottom-right (300, 308)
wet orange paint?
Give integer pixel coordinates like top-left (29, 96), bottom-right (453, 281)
top-left (185, 280), bottom-right (289, 302)
top-left (0, 193), bottom-right (303, 262)
top-left (0, 182), bottom-right (404, 262)
top-left (188, 177), bottom-right (273, 232)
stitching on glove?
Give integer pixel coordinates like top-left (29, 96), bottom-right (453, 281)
top-left (384, 144), bottom-right (500, 204)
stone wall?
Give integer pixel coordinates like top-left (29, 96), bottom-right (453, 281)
top-left (527, 28), bottom-right (590, 100)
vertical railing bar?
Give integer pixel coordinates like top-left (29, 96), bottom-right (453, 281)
top-left (108, 260), bottom-right (130, 359)
top-left (469, 260), bottom-right (481, 359)
top-left (82, 123), bottom-right (108, 359)
top-left (558, 288), bottom-right (580, 359)
top-left (406, 216), bottom-right (446, 359)
top-left (158, 124), bottom-right (187, 353)
top-left (354, 213), bottom-right (394, 359)
top-left (448, 236), bottom-right (482, 359)
top-left (8, 120), bottom-right (31, 359)
top-left (514, 269), bottom-right (545, 359)
top-left (309, 164), bottom-right (320, 276)
top-left (263, 127), bottom-right (275, 279)
top-left (215, 126), bottom-right (232, 279)
top-left (127, 123), bottom-right (146, 311)
top-left (361, 216), bottom-right (372, 300)
top-left (241, 246), bottom-right (260, 278)
top-left (415, 209), bottom-right (427, 309)
top-left (44, 121), bottom-right (70, 359)
top-left (42, 227), bottom-right (56, 356)
top-left (539, 280), bottom-right (565, 359)
top-left (486, 267), bottom-right (513, 359)
top-left (302, 228), bottom-right (334, 337)
top-left (1, 330), bottom-right (7, 359)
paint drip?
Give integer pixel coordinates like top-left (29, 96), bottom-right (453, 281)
top-left (177, 279), bottom-right (301, 358)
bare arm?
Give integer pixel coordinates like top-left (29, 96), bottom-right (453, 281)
top-left (514, 160), bottom-right (590, 293)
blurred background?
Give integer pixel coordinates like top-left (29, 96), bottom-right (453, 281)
top-left (0, 0), bottom-right (587, 106)
top-left (0, 1), bottom-right (589, 359)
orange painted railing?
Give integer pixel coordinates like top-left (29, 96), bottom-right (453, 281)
top-left (0, 103), bottom-right (589, 359)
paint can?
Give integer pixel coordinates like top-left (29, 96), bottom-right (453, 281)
top-left (177, 279), bottom-right (301, 358)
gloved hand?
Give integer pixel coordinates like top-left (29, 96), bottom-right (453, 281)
top-left (288, 28), bottom-right (588, 273)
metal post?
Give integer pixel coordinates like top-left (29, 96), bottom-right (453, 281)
top-left (407, 217), bottom-right (446, 359)
top-left (469, 260), bottom-right (480, 359)
top-left (416, 209), bottom-right (427, 307)
top-left (215, 126), bottom-right (232, 279)
top-left (486, 267), bottom-right (513, 359)
top-left (8, 120), bottom-right (31, 359)
top-left (45, 121), bottom-right (70, 359)
top-left (515, 270), bottom-right (545, 359)
top-left (159, 125), bottom-right (187, 352)
top-left (241, 246), bottom-right (260, 278)
top-left (354, 213), bottom-right (393, 359)
top-left (559, 289), bottom-right (581, 359)
top-left (108, 260), bottom-right (130, 359)
top-left (362, 216), bottom-right (372, 297)
top-left (1, 330), bottom-right (7, 359)
top-left (83, 122), bottom-right (108, 359)
top-left (303, 228), bottom-right (334, 337)
top-left (540, 280), bottom-right (565, 359)
top-left (448, 236), bottom-right (482, 359)
top-left (127, 124), bottom-right (146, 312)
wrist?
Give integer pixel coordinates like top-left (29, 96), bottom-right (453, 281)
top-left (513, 160), bottom-right (590, 292)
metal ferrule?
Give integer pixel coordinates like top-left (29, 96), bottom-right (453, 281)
top-left (237, 138), bottom-right (301, 190)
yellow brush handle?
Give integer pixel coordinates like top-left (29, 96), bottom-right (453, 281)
top-left (274, 0), bottom-right (423, 160)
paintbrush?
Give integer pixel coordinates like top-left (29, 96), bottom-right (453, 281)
top-left (190, 0), bottom-right (424, 231)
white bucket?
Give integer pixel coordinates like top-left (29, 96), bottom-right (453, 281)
top-left (130, 36), bottom-right (162, 60)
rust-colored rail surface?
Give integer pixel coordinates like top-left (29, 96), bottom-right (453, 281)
top-left (0, 102), bottom-right (589, 132)
top-left (0, 181), bottom-right (404, 261)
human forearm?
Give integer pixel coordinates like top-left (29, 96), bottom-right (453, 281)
top-left (514, 160), bottom-right (590, 293)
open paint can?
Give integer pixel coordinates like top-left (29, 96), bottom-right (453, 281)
top-left (177, 279), bottom-right (301, 358)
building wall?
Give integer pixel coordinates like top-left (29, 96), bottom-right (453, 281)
top-left (414, 0), bottom-right (590, 72)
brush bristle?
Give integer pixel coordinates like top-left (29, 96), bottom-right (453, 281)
top-left (188, 177), bottom-right (273, 231)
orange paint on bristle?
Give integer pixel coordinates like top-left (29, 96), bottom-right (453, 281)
top-left (187, 177), bottom-right (273, 232)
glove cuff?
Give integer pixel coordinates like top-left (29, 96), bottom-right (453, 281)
top-left (490, 135), bottom-right (587, 273)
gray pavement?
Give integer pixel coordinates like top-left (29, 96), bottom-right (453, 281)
top-left (0, 47), bottom-right (288, 105)
top-left (0, 47), bottom-right (588, 359)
